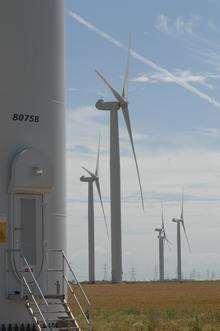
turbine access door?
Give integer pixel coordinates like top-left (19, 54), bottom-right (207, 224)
top-left (13, 194), bottom-right (42, 274)
top-left (8, 148), bottom-right (53, 283)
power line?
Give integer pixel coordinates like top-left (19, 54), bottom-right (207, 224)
top-left (103, 263), bottom-right (108, 281)
top-left (130, 266), bottom-right (136, 282)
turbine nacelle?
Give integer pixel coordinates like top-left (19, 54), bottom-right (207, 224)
top-left (172, 218), bottom-right (181, 223)
top-left (95, 70), bottom-right (128, 108)
top-left (81, 167), bottom-right (98, 180)
top-left (80, 176), bottom-right (92, 182)
top-left (95, 99), bottom-right (120, 111)
top-left (155, 227), bottom-right (165, 240)
top-left (80, 175), bottom-right (95, 182)
top-left (155, 203), bottom-right (172, 250)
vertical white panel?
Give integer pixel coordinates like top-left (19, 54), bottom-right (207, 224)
top-left (0, 0), bottom-right (65, 324)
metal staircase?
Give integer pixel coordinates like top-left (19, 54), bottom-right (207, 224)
top-left (6, 249), bottom-right (92, 331)
top-left (25, 293), bottom-right (80, 330)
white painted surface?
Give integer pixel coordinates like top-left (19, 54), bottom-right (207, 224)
top-left (0, 0), bottom-right (65, 323)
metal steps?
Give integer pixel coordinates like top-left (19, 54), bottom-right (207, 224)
top-left (25, 295), bottom-right (80, 331)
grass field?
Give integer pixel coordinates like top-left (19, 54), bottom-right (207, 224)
top-left (69, 281), bottom-right (220, 331)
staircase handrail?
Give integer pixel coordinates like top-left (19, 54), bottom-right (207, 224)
top-left (21, 254), bottom-right (49, 308)
top-left (64, 275), bottom-right (90, 325)
top-left (62, 251), bottom-right (91, 307)
top-left (47, 249), bottom-right (92, 330)
top-left (47, 249), bottom-right (91, 306)
top-left (22, 276), bottom-right (48, 328)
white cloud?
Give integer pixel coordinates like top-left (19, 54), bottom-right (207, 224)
top-left (131, 74), bottom-right (150, 83)
top-left (175, 15), bottom-right (200, 34)
top-left (154, 14), bottom-right (201, 34)
top-left (66, 105), bottom-right (149, 158)
top-left (131, 69), bottom-right (212, 88)
top-left (208, 19), bottom-right (218, 32)
top-left (201, 128), bottom-right (220, 137)
top-left (202, 50), bottom-right (220, 73)
top-left (66, 105), bottom-right (108, 153)
top-left (154, 14), bottom-right (220, 86)
top-left (154, 14), bottom-right (169, 33)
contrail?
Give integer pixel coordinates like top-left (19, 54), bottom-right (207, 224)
top-left (68, 10), bottom-right (220, 109)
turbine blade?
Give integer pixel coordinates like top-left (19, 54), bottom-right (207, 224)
top-left (181, 220), bottom-right (191, 252)
top-left (82, 167), bottom-right (95, 178)
top-left (122, 34), bottom-right (131, 99)
top-left (95, 179), bottom-right (110, 241)
top-left (122, 106), bottom-right (145, 211)
top-left (161, 201), bottom-right (164, 229)
top-left (180, 188), bottom-right (184, 220)
top-left (164, 237), bottom-right (172, 251)
top-left (95, 135), bottom-right (101, 176)
top-left (95, 69), bottom-right (125, 105)
top-left (164, 232), bottom-right (172, 246)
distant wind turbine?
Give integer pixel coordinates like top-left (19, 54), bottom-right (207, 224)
top-left (155, 203), bottom-right (171, 282)
top-left (80, 137), bottom-right (109, 283)
top-left (172, 190), bottom-right (191, 281)
top-left (95, 38), bottom-right (144, 283)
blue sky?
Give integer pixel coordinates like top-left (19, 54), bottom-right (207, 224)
top-left (64, 0), bottom-right (220, 280)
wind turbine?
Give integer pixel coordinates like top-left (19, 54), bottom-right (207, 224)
top-left (95, 39), bottom-right (144, 282)
top-left (80, 138), bottom-right (109, 283)
top-left (155, 203), bottom-right (171, 281)
top-left (172, 191), bottom-right (191, 281)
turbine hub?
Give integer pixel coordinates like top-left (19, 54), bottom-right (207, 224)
top-left (121, 99), bottom-right (128, 108)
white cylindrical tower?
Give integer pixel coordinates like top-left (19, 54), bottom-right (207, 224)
top-left (159, 236), bottom-right (164, 281)
top-left (0, 0), bottom-right (65, 325)
top-left (177, 222), bottom-right (182, 281)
